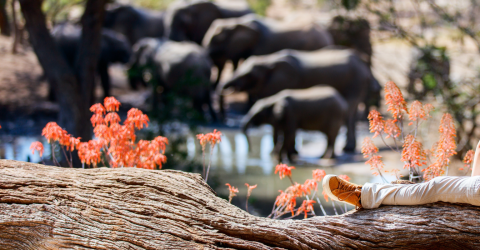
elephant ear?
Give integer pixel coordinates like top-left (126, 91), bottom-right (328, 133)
top-left (263, 59), bottom-right (300, 96)
top-left (227, 22), bottom-right (260, 57)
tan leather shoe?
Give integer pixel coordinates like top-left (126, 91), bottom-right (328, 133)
top-left (322, 175), bottom-right (362, 209)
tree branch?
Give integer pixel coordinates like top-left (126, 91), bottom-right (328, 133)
top-left (1, 160), bottom-right (480, 249)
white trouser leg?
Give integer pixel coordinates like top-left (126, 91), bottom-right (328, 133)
top-left (361, 176), bottom-right (480, 209)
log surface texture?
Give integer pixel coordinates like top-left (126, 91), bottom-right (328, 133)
top-left (0, 160), bottom-right (479, 249)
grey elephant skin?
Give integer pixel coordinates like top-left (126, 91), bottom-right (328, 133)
top-left (128, 38), bottom-right (216, 121)
top-left (50, 23), bottom-right (131, 100)
top-left (203, 14), bottom-right (333, 86)
top-left (328, 16), bottom-right (381, 117)
top-left (104, 5), bottom-right (165, 46)
top-left (220, 47), bottom-right (372, 152)
top-left (164, 0), bottom-right (252, 45)
top-left (241, 86), bottom-right (347, 161)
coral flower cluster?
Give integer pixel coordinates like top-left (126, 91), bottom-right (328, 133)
top-left (270, 165), bottom-right (341, 219)
top-left (422, 114), bottom-right (457, 180)
top-left (274, 163), bottom-right (296, 180)
top-left (197, 129), bottom-right (222, 150)
top-left (32, 97), bottom-right (168, 169)
top-left (225, 183), bottom-right (239, 203)
top-left (365, 81), bottom-right (473, 181)
top-left (461, 149), bottom-right (475, 171)
top-left (361, 137), bottom-right (384, 177)
top-left (197, 129), bottom-right (223, 181)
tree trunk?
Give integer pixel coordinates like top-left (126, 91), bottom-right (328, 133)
top-left (0, 0), bottom-right (10, 36)
top-left (0, 160), bottom-right (479, 249)
top-left (18, 0), bottom-right (106, 147)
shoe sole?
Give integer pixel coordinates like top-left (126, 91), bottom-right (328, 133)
top-left (322, 174), bottom-right (341, 202)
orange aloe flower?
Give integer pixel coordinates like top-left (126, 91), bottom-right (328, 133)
top-left (366, 155), bottom-right (384, 171)
top-left (225, 183), bottom-right (239, 203)
top-left (286, 182), bottom-right (307, 197)
top-left (322, 190), bottom-right (329, 202)
top-left (461, 149), bottom-right (475, 170)
top-left (368, 110), bottom-right (385, 138)
top-left (196, 134), bottom-right (207, 152)
top-left (423, 104), bottom-right (434, 117)
top-left (207, 129), bottom-right (222, 145)
top-left (90, 113), bottom-right (105, 127)
top-left (312, 169), bottom-right (326, 182)
top-left (77, 140), bottom-right (103, 167)
top-left (125, 108), bottom-right (149, 129)
top-left (303, 179), bottom-right (318, 195)
top-left (275, 190), bottom-right (290, 207)
top-left (90, 103), bottom-right (105, 115)
top-left (30, 141), bottom-right (44, 157)
top-left (401, 135), bottom-right (427, 170)
top-left (104, 112), bottom-right (121, 126)
top-left (338, 175), bottom-right (350, 182)
top-left (384, 119), bottom-right (401, 139)
top-left (42, 122), bottom-right (65, 143)
top-left (408, 101), bottom-right (434, 125)
top-left (286, 197), bottom-right (297, 216)
top-left (408, 100), bottom-right (426, 123)
top-left (361, 137), bottom-right (379, 156)
top-left (384, 81), bottom-right (408, 121)
top-left (425, 113), bottom-right (457, 177)
top-left (274, 163), bottom-right (295, 180)
top-left (245, 183), bottom-right (257, 197)
top-left (296, 200), bottom-right (316, 219)
top-left (104, 97), bottom-right (121, 112)
top-left (197, 129), bottom-right (222, 151)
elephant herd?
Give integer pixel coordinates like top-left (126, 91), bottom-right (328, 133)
top-left (51, 0), bottom-right (381, 162)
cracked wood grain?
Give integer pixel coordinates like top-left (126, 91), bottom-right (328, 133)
top-left (0, 160), bottom-right (479, 249)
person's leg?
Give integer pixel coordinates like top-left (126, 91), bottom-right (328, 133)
top-left (362, 176), bottom-right (480, 208)
top-left (324, 175), bottom-right (480, 209)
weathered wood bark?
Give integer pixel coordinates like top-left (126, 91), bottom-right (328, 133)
top-left (1, 159), bottom-right (480, 249)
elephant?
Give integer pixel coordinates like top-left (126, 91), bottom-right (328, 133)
top-left (202, 14), bottom-right (333, 86)
top-left (328, 15), bottom-right (381, 119)
top-left (219, 47), bottom-right (373, 152)
top-left (164, 0), bottom-right (252, 45)
top-left (128, 38), bottom-right (216, 121)
top-left (241, 86), bottom-right (348, 161)
top-left (50, 23), bottom-right (131, 100)
top-left (104, 5), bottom-right (165, 46)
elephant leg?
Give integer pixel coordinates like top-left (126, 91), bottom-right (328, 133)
top-left (206, 91), bottom-right (217, 122)
top-left (213, 62), bottom-right (225, 89)
top-left (98, 62), bottom-right (111, 98)
top-left (280, 117), bottom-right (297, 162)
top-left (343, 105), bottom-right (358, 153)
top-left (282, 131), bottom-right (297, 163)
top-left (272, 126), bottom-right (283, 154)
top-left (219, 95), bottom-right (226, 122)
top-left (322, 123), bottom-right (341, 159)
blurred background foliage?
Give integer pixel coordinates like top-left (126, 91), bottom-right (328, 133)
top-left (247, 0), bottom-right (271, 16)
top-left (129, 0), bottom-right (175, 10)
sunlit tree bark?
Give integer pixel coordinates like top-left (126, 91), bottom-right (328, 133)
top-left (0, 160), bottom-right (479, 249)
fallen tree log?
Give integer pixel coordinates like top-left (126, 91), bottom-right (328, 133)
top-left (0, 159), bottom-right (479, 249)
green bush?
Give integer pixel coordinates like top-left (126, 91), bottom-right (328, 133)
top-left (247, 0), bottom-right (271, 16)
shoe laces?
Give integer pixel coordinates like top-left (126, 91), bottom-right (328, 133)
top-left (337, 180), bottom-right (362, 209)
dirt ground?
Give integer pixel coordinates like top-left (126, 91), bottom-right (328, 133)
top-left (0, 36), bottom-right (46, 111)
